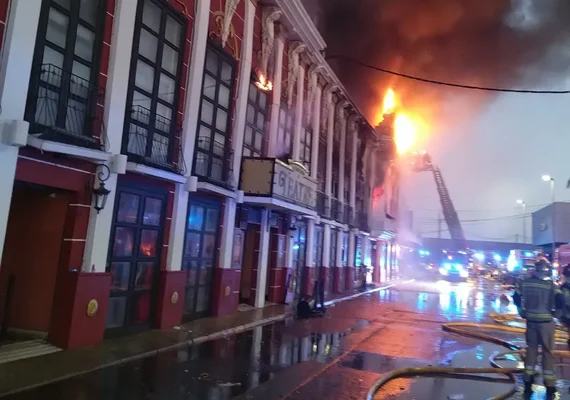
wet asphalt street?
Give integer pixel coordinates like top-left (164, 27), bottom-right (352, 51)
top-left (5, 275), bottom-right (570, 399)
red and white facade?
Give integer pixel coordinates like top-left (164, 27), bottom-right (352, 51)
top-left (0, 0), bottom-right (398, 349)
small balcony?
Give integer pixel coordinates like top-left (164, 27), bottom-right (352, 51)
top-left (345, 204), bottom-right (354, 226)
top-left (193, 136), bottom-right (235, 189)
top-left (330, 198), bottom-right (342, 222)
top-left (26, 63), bottom-right (106, 150)
top-left (126, 106), bottom-right (187, 175)
top-left (357, 210), bottom-right (369, 232)
top-left (316, 191), bottom-right (330, 218)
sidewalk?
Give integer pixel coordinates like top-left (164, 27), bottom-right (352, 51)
top-left (0, 282), bottom-right (396, 397)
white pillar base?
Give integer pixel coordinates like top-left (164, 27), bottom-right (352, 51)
top-left (254, 209), bottom-right (270, 308)
top-left (166, 184), bottom-right (189, 271)
top-left (0, 146), bottom-right (18, 263)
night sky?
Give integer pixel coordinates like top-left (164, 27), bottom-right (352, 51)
top-left (304, 0), bottom-right (570, 243)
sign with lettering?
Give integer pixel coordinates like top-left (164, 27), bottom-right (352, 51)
top-left (272, 162), bottom-right (317, 209)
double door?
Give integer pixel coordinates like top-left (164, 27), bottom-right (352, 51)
top-left (106, 187), bottom-right (165, 334)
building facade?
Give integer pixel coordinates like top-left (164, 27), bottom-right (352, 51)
top-left (0, 0), bottom-right (398, 349)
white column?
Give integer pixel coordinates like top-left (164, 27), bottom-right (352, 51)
top-left (350, 125), bottom-right (357, 215)
top-left (348, 231), bottom-right (355, 268)
top-left (218, 0), bottom-right (255, 270)
top-left (267, 35), bottom-right (284, 158)
top-left (322, 224), bottom-right (331, 268)
top-left (338, 111), bottom-right (347, 203)
top-left (0, 0), bottom-right (42, 264)
top-left (305, 219), bottom-right (315, 268)
top-left (254, 209), bottom-right (270, 307)
top-left (336, 230), bottom-right (343, 268)
top-left (82, 0), bottom-right (137, 272)
top-left (310, 85), bottom-right (322, 180)
top-left (166, 0), bottom-right (212, 271)
top-left (291, 65), bottom-right (305, 161)
top-left (324, 90), bottom-right (334, 198)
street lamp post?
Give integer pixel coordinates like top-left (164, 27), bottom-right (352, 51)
top-left (516, 199), bottom-right (526, 244)
top-left (542, 175), bottom-right (555, 260)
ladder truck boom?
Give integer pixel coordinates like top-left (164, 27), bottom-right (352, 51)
top-left (410, 152), bottom-right (467, 251)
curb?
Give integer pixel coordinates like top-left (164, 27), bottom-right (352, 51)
top-left (0, 283), bottom-right (395, 397)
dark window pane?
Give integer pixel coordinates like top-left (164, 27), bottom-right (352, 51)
top-left (196, 286), bottom-right (210, 313)
top-left (139, 28), bottom-right (158, 62)
top-left (162, 44), bottom-right (178, 75)
top-left (188, 205), bottom-right (204, 230)
top-left (244, 126), bottom-right (253, 145)
top-left (139, 229), bottom-right (159, 257)
top-left (203, 234), bottom-right (216, 258)
top-left (259, 92), bottom-right (267, 109)
top-left (159, 73), bottom-right (175, 103)
top-left (246, 105), bottom-right (255, 124)
top-left (113, 227), bottom-right (135, 257)
top-left (203, 74), bottom-right (216, 99)
top-left (165, 16), bottom-right (182, 47)
top-left (248, 84), bottom-right (256, 102)
top-left (142, 0), bottom-right (161, 32)
top-left (130, 292), bottom-right (151, 324)
top-left (79, 0), bottom-right (98, 25)
top-left (184, 232), bottom-right (201, 258)
top-left (184, 260), bottom-right (198, 286)
top-left (215, 109), bottom-right (227, 132)
top-left (221, 62), bottom-right (232, 82)
top-left (110, 262), bottom-right (130, 291)
top-left (106, 297), bottom-right (127, 328)
top-left (54, 0), bottom-right (71, 8)
top-left (134, 262), bottom-right (154, 290)
top-left (143, 197), bottom-right (162, 226)
top-left (205, 208), bottom-right (219, 232)
top-left (135, 60), bottom-right (155, 93)
top-left (46, 8), bottom-right (69, 48)
top-left (218, 85), bottom-right (230, 108)
top-left (74, 24), bottom-right (95, 61)
top-left (199, 261), bottom-right (212, 285)
top-left (184, 287), bottom-right (195, 314)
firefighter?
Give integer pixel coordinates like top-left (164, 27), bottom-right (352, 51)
top-left (513, 259), bottom-right (564, 397)
top-left (560, 264), bottom-right (570, 349)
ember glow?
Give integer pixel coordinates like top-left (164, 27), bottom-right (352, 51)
top-left (382, 88), bottom-right (396, 115)
top-left (255, 73), bottom-right (273, 91)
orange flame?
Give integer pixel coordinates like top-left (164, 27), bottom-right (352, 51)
top-left (394, 113), bottom-right (417, 155)
top-left (382, 88), bottom-right (396, 115)
top-left (255, 73), bottom-right (273, 91)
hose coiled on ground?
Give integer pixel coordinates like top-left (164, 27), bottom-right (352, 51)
top-left (365, 319), bottom-right (570, 400)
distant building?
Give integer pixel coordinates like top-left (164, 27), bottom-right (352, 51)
top-left (532, 202), bottom-right (570, 254)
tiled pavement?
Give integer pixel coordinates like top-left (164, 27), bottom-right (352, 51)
top-left (0, 282), bottom-right (396, 397)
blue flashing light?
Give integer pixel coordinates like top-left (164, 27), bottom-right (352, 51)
top-left (474, 253), bottom-right (485, 261)
top-left (493, 254), bottom-right (501, 262)
top-left (524, 251), bottom-right (533, 257)
top-left (443, 263), bottom-right (452, 270)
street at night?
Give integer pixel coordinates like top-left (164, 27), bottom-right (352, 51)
top-left (4, 277), bottom-right (567, 400)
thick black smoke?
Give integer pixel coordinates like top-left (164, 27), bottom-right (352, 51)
top-left (309, 0), bottom-right (570, 126)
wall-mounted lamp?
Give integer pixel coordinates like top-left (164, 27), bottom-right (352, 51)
top-left (93, 164), bottom-right (111, 214)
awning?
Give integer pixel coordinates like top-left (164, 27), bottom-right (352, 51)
top-left (242, 195), bottom-right (317, 217)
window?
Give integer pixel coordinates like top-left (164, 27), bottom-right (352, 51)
top-left (330, 230), bottom-right (337, 267)
top-left (243, 83), bottom-right (267, 157)
top-left (124, 0), bottom-right (185, 169)
top-left (300, 127), bottom-right (312, 168)
top-left (26, 0), bottom-right (104, 146)
top-left (277, 106), bottom-right (294, 158)
top-left (317, 140), bottom-right (326, 191)
top-left (194, 44), bottom-right (235, 184)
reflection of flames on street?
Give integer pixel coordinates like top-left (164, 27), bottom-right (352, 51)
top-left (377, 88), bottom-right (427, 155)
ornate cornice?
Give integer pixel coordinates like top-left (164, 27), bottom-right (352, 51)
top-left (221, 0), bottom-right (241, 48)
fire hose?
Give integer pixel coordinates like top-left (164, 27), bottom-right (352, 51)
top-left (365, 320), bottom-right (570, 400)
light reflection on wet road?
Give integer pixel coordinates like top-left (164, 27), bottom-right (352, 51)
top-left (5, 277), bottom-right (568, 399)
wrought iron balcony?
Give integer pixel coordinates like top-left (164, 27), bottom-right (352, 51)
top-left (357, 210), bottom-right (369, 232)
top-left (330, 198), bottom-right (342, 223)
top-left (193, 136), bottom-right (235, 189)
top-left (26, 63), bottom-right (107, 150)
top-left (125, 106), bottom-right (187, 174)
top-left (345, 204), bottom-right (355, 226)
top-left (316, 191), bottom-right (330, 218)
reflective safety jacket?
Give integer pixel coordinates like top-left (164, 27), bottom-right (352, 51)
top-left (512, 276), bottom-right (564, 322)
top-left (560, 282), bottom-right (570, 321)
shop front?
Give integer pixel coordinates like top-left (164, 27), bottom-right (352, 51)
top-left (239, 158), bottom-right (317, 304)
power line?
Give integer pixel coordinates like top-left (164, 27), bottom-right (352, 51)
top-left (414, 203), bottom-right (550, 213)
top-left (326, 55), bottom-right (570, 94)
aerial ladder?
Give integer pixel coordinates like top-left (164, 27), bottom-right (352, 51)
top-left (409, 152), bottom-right (467, 251)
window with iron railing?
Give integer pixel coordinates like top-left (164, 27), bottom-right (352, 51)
top-left (330, 229), bottom-right (337, 267)
top-left (123, 0), bottom-right (186, 173)
top-left (194, 43), bottom-right (236, 187)
top-left (26, 0), bottom-right (106, 149)
top-left (243, 82), bottom-right (267, 158)
top-left (277, 105), bottom-right (294, 158)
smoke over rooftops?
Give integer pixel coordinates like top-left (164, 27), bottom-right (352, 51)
top-left (311, 0), bottom-right (570, 130)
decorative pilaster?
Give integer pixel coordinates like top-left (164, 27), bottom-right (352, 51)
top-left (221, 0), bottom-right (241, 48)
top-left (260, 7), bottom-right (281, 77)
top-left (286, 42), bottom-right (306, 108)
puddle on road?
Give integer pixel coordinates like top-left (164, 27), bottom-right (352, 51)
top-left (7, 319), bottom-right (367, 400)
